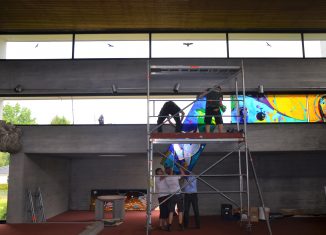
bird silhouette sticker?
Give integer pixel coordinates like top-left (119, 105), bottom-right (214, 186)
top-left (183, 42), bottom-right (193, 47)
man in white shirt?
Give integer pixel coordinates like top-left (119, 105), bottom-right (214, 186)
top-left (165, 167), bottom-right (184, 231)
top-left (155, 168), bottom-right (169, 230)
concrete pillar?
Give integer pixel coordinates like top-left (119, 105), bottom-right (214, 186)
top-left (0, 40), bottom-right (6, 59)
top-left (6, 153), bottom-right (27, 223)
top-left (320, 41), bottom-right (326, 57)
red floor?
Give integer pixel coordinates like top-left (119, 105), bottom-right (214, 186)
top-left (1, 211), bottom-right (326, 235)
top-left (0, 223), bottom-right (89, 235)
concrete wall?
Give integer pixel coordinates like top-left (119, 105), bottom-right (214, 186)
top-left (194, 152), bottom-right (326, 215)
top-left (3, 57), bottom-right (326, 222)
top-left (1, 59), bottom-right (326, 95)
top-left (6, 124), bottom-right (326, 222)
top-left (21, 125), bottom-right (147, 154)
top-left (24, 156), bottom-right (71, 219)
top-left (20, 124), bottom-right (326, 154)
top-left (70, 156), bottom-right (147, 210)
top-left (7, 154), bottom-right (70, 223)
top-left (7, 153), bottom-right (26, 223)
top-left (252, 151), bottom-right (326, 214)
top-left (67, 151), bottom-right (326, 215)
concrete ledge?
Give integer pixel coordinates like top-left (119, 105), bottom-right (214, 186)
top-left (19, 124), bottom-right (326, 154)
top-left (79, 221), bottom-right (104, 235)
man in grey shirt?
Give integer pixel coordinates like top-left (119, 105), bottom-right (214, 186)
top-left (183, 172), bottom-right (200, 229)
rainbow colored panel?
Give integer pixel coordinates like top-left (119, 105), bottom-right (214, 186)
top-left (231, 95), bottom-right (308, 123)
top-left (307, 94), bottom-right (326, 122)
top-left (161, 98), bottom-right (208, 174)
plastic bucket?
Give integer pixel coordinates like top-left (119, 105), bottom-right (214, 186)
top-left (258, 207), bottom-right (270, 220)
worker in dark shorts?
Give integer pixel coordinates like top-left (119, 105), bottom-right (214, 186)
top-left (155, 168), bottom-right (169, 230)
top-left (157, 101), bottom-right (185, 133)
top-left (165, 167), bottom-right (185, 231)
top-left (204, 86), bottom-right (224, 133)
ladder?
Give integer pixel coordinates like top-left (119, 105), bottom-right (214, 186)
top-left (35, 187), bottom-right (46, 222)
top-left (27, 187), bottom-right (46, 223)
top-left (27, 189), bottom-right (37, 223)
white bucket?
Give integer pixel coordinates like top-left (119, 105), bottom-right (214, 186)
top-left (258, 207), bottom-right (270, 220)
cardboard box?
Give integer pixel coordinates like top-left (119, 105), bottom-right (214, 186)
top-left (250, 207), bottom-right (259, 222)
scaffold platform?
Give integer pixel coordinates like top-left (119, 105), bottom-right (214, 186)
top-left (150, 132), bottom-right (245, 144)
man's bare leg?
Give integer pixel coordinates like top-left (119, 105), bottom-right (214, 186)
top-left (218, 124), bottom-right (223, 133)
top-left (178, 212), bottom-right (183, 224)
top-left (205, 124), bottom-right (210, 133)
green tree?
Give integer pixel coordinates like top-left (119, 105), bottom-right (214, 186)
top-left (50, 115), bottom-right (71, 125)
top-left (1, 103), bottom-right (35, 168)
top-left (2, 103), bottom-right (36, 125)
top-left (0, 152), bottom-right (10, 167)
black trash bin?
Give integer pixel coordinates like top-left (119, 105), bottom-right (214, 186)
top-left (221, 204), bottom-right (233, 220)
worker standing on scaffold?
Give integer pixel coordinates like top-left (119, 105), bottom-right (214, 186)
top-left (204, 86), bottom-right (225, 133)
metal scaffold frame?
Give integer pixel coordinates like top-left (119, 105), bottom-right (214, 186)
top-left (146, 61), bottom-right (272, 235)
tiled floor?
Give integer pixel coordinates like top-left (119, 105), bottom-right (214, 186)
top-left (1, 211), bottom-right (326, 235)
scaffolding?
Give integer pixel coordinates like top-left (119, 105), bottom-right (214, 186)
top-left (146, 62), bottom-right (271, 235)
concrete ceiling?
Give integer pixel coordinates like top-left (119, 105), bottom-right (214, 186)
top-left (1, 0), bottom-right (326, 33)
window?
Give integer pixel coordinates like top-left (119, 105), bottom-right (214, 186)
top-left (2, 94), bottom-right (325, 125)
top-left (229, 33), bottom-right (303, 58)
top-left (74, 34), bottom-right (149, 58)
top-left (1, 35), bottom-right (73, 59)
top-left (151, 33), bottom-right (227, 58)
top-left (2, 97), bottom-right (149, 125)
top-left (304, 34), bottom-right (326, 58)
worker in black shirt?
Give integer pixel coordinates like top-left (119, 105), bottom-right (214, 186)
top-left (157, 101), bottom-right (185, 132)
top-left (204, 86), bottom-right (224, 133)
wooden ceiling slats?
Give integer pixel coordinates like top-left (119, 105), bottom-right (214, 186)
top-left (1, 0), bottom-right (326, 32)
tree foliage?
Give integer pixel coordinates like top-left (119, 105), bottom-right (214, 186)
top-left (2, 103), bottom-right (36, 125)
top-left (0, 152), bottom-right (10, 167)
top-left (50, 115), bottom-right (71, 125)
top-left (1, 103), bottom-right (34, 167)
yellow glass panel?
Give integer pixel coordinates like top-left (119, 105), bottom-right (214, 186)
top-left (266, 95), bottom-right (307, 121)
